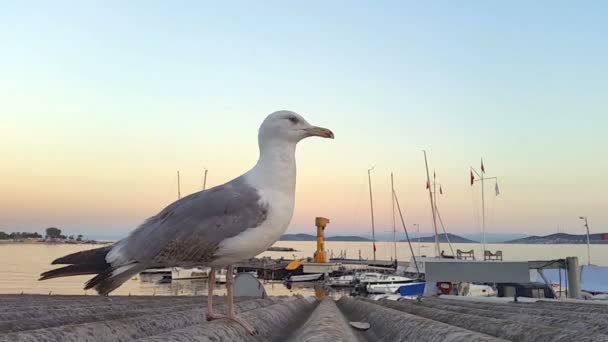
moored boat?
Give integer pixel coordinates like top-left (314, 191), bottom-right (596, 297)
top-left (286, 273), bottom-right (323, 282)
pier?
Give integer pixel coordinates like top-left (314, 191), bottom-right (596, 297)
top-left (2, 294), bottom-right (608, 341)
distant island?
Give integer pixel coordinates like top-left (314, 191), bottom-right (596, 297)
top-left (0, 227), bottom-right (103, 244)
top-left (402, 233), bottom-right (477, 244)
top-left (504, 233), bottom-right (608, 244)
top-left (280, 233), bottom-right (371, 242)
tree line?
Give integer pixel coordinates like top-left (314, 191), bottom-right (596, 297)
top-left (0, 227), bottom-right (83, 241)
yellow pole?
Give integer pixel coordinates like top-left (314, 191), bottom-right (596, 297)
top-left (315, 217), bottom-right (330, 263)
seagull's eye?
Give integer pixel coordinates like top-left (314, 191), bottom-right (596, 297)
top-left (287, 116), bottom-right (299, 124)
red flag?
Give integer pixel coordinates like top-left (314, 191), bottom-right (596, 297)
top-left (426, 180), bottom-right (430, 189)
top-left (373, 242), bottom-right (377, 252)
top-left (481, 159), bottom-right (485, 173)
top-left (470, 171), bottom-right (474, 186)
top-left (439, 186), bottom-right (443, 194)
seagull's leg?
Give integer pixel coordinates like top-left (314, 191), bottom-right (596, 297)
top-left (226, 265), bottom-right (258, 335)
top-left (205, 267), bottom-right (216, 321)
top-left (205, 265), bottom-right (257, 335)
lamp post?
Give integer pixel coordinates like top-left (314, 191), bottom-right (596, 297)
top-left (579, 216), bottom-right (591, 266)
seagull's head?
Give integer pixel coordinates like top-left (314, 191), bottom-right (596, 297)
top-left (258, 110), bottom-right (334, 146)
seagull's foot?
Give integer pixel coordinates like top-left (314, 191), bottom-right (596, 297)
top-left (206, 313), bottom-right (258, 335)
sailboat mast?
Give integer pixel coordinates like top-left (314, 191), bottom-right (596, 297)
top-left (481, 169), bottom-right (486, 255)
top-left (177, 171), bottom-right (182, 200)
top-left (423, 151), bottom-right (440, 257)
top-left (433, 169), bottom-right (440, 255)
top-left (367, 167), bottom-right (376, 261)
top-left (391, 172), bottom-right (397, 261)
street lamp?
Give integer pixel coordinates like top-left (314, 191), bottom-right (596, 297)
top-left (579, 216), bottom-right (591, 266)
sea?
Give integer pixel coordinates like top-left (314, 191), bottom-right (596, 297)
top-left (1, 241), bottom-right (605, 296)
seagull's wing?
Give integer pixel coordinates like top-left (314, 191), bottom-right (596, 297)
top-left (108, 176), bottom-right (268, 267)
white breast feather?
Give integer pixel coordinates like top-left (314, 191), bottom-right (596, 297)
top-left (211, 188), bottom-right (294, 267)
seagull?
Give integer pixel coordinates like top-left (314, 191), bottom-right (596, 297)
top-left (40, 110), bottom-right (334, 334)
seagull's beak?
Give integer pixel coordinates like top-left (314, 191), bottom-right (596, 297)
top-left (303, 126), bottom-right (334, 139)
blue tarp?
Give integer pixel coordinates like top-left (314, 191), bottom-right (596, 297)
top-left (581, 265), bottom-right (608, 292)
top-left (532, 265), bottom-right (608, 293)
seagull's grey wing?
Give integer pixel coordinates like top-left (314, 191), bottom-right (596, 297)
top-left (109, 176), bottom-right (268, 266)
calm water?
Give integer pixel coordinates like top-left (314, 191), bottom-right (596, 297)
top-left (1, 241), bottom-right (606, 295)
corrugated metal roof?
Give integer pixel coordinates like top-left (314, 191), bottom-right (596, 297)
top-left (2, 294), bottom-right (608, 341)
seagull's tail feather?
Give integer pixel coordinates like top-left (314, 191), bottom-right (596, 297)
top-left (84, 263), bottom-right (141, 296)
top-left (40, 245), bottom-right (142, 295)
top-left (39, 263), bottom-right (108, 281)
top-left (51, 245), bottom-right (112, 265)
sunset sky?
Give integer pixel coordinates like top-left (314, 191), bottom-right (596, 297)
top-left (1, 1), bottom-right (607, 239)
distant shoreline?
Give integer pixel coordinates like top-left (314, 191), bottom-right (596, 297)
top-left (0, 240), bottom-right (112, 245)
top-left (280, 232), bottom-right (608, 244)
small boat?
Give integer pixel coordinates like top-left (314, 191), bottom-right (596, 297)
top-left (140, 267), bottom-right (172, 275)
top-left (329, 274), bottom-right (356, 287)
top-left (286, 273), bottom-right (323, 282)
top-left (172, 267), bottom-right (210, 280)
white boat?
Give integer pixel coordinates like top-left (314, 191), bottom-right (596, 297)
top-left (171, 267), bottom-right (211, 280)
top-left (357, 272), bottom-right (414, 285)
top-left (286, 273), bottom-right (323, 282)
top-left (366, 283), bottom-right (403, 294)
top-left (328, 274), bottom-right (356, 287)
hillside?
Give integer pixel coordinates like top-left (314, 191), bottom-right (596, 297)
top-left (402, 233), bottom-right (477, 243)
top-left (505, 233), bottom-right (608, 244)
top-left (280, 234), bottom-right (371, 241)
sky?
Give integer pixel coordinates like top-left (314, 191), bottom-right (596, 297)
top-left (1, 1), bottom-right (607, 239)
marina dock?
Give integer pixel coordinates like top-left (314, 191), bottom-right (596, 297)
top-left (2, 294), bottom-right (608, 341)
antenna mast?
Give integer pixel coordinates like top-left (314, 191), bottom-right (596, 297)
top-left (471, 158), bottom-right (499, 256)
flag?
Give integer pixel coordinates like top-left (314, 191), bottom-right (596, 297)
top-left (439, 186), bottom-right (443, 195)
top-left (373, 242), bottom-right (377, 252)
top-left (495, 182), bottom-right (500, 196)
top-left (481, 159), bottom-right (485, 173)
top-left (426, 180), bottom-right (430, 189)
top-left (470, 170), bottom-right (475, 186)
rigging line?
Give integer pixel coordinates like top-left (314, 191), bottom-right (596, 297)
top-left (393, 188), bottom-right (420, 277)
top-left (435, 205), bottom-right (455, 256)
top-left (490, 186), bottom-right (497, 230)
